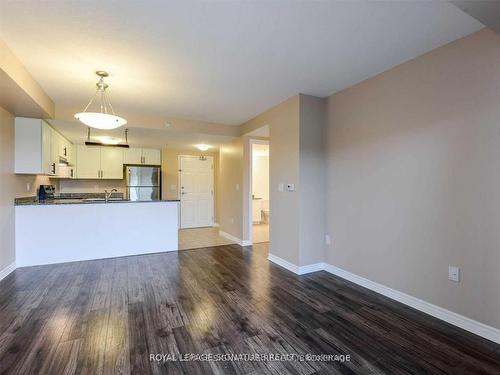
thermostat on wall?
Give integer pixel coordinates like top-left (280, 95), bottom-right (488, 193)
top-left (287, 183), bottom-right (295, 191)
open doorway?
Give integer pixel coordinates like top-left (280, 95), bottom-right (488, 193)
top-left (250, 141), bottom-right (269, 243)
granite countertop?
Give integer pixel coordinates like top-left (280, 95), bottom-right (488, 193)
top-left (15, 196), bottom-right (180, 206)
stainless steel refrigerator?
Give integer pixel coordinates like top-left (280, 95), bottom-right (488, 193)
top-left (125, 166), bottom-right (161, 201)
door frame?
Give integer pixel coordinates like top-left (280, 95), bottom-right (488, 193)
top-left (177, 155), bottom-right (215, 229)
top-left (247, 139), bottom-right (270, 245)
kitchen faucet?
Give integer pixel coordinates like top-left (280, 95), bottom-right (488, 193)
top-left (104, 189), bottom-right (118, 203)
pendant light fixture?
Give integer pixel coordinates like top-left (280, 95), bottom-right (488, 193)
top-left (74, 71), bottom-right (127, 130)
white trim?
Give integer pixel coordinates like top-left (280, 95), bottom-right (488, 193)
top-left (323, 264), bottom-right (500, 344)
top-left (0, 262), bottom-right (16, 282)
top-left (264, 256), bottom-right (500, 343)
top-left (247, 138), bottom-right (270, 246)
top-left (267, 253), bottom-right (324, 275)
top-left (299, 262), bottom-right (326, 274)
top-left (219, 230), bottom-right (251, 247)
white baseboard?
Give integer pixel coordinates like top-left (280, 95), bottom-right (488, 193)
top-left (0, 262), bottom-right (16, 282)
top-left (219, 230), bottom-right (252, 247)
top-left (267, 253), bottom-right (324, 275)
top-left (323, 264), bottom-right (500, 344)
top-left (265, 255), bottom-right (500, 343)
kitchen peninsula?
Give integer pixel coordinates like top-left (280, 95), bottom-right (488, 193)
top-left (15, 198), bottom-right (179, 266)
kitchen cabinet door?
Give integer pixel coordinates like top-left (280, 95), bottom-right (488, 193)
top-left (142, 148), bottom-right (161, 165)
top-left (59, 136), bottom-right (71, 160)
top-left (123, 147), bottom-right (143, 164)
top-left (76, 145), bottom-right (101, 179)
top-left (100, 147), bottom-right (124, 179)
top-left (41, 121), bottom-right (53, 175)
top-left (50, 128), bottom-right (62, 176)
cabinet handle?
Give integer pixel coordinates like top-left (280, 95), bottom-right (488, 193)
top-left (51, 163), bottom-right (56, 174)
top-left (98, 170), bottom-right (101, 178)
top-left (70, 169), bottom-right (73, 178)
top-left (63, 147), bottom-right (67, 157)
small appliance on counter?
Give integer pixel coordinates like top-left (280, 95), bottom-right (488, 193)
top-left (38, 185), bottom-right (56, 201)
top-left (125, 166), bottom-right (161, 201)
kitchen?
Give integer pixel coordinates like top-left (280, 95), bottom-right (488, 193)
top-left (14, 117), bottom-right (179, 266)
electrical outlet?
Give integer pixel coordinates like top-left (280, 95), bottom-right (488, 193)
top-left (448, 266), bottom-right (460, 282)
top-left (325, 234), bottom-right (331, 245)
top-left (278, 183), bottom-right (284, 192)
top-left (26, 183), bottom-right (31, 192)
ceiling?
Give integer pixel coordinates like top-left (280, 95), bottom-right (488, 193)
top-left (48, 119), bottom-right (234, 150)
top-left (451, 1), bottom-right (500, 35)
top-left (0, 1), bottom-right (483, 128)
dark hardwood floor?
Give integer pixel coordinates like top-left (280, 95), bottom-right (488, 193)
top-left (0, 243), bottom-right (499, 374)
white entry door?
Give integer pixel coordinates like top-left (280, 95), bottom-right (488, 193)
top-left (179, 155), bottom-right (214, 228)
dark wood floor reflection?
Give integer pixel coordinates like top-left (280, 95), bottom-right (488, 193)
top-left (0, 243), bottom-right (499, 374)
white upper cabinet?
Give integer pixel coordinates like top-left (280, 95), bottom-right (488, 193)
top-left (59, 135), bottom-right (71, 161)
top-left (15, 117), bottom-right (72, 176)
top-left (100, 148), bottom-right (124, 179)
top-left (41, 121), bottom-right (52, 175)
top-left (124, 147), bottom-right (161, 165)
top-left (76, 145), bottom-right (123, 179)
top-left (142, 148), bottom-right (161, 165)
top-left (76, 145), bottom-right (101, 179)
top-left (123, 147), bottom-right (143, 164)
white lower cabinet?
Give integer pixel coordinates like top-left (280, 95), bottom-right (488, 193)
top-left (76, 145), bottom-right (123, 179)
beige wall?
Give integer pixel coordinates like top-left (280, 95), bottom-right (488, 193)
top-left (299, 94), bottom-right (326, 266)
top-left (325, 29), bottom-right (500, 328)
top-left (0, 106), bottom-right (57, 271)
top-left (161, 147), bottom-right (219, 222)
top-left (218, 138), bottom-right (244, 238)
top-left (241, 96), bottom-right (302, 263)
top-left (0, 39), bottom-right (54, 118)
top-left (252, 153), bottom-right (269, 201)
top-left (0, 106), bottom-right (17, 270)
top-left (238, 95), bottom-right (326, 265)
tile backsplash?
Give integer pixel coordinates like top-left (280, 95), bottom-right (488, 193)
top-left (57, 179), bottom-right (126, 194)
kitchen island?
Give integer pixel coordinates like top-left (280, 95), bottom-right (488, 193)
top-left (15, 199), bottom-right (179, 267)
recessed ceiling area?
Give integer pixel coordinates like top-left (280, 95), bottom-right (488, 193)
top-left (0, 1), bottom-right (482, 126)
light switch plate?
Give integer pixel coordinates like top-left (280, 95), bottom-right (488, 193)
top-left (278, 183), bottom-right (284, 192)
top-left (448, 266), bottom-right (460, 282)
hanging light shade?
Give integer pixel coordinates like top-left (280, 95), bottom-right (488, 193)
top-left (74, 71), bottom-right (127, 130)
